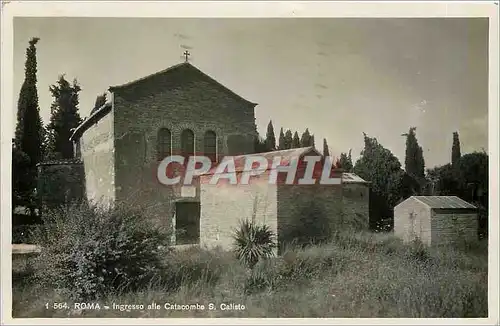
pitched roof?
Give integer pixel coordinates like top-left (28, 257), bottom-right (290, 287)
top-left (109, 62), bottom-right (257, 106)
top-left (342, 173), bottom-right (369, 184)
top-left (70, 62), bottom-right (257, 142)
top-left (203, 147), bottom-right (328, 175)
top-left (412, 196), bottom-right (476, 209)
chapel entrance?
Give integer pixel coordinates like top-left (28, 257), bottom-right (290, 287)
top-left (175, 201), bottom-right (200, 245)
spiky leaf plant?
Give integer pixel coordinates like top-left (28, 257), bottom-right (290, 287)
top-left (233, 219), bottom-right (276, 269)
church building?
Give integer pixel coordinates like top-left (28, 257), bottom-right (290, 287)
top-left (68, 60), bottom-right (258, 229)
top-left (36, 57), bottom-right (370, 250)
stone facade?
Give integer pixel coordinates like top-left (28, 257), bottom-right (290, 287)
top-left (394, 196), bottom-right (478, 246)
top-left (70, 62), bottom-right (257, 231)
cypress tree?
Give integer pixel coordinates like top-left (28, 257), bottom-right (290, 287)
top-left (265, 120), bottom-right (276, 151)
top-left (403, 127), bottom-right (426, 192)
top-left (278, 127), bottom-right (285, 150)
top-left (292, 131), bottom-right (301, 148)
top-left (13, 37), bottom-right (43, 213)
top-left (451, 131), bottom-right (461, 167)
top-left (323, 138), bottom-right (330, 157)
top-left (300, 128), bottom-right (312, 147)
top-left (284, 130), bottom-right (293, 149)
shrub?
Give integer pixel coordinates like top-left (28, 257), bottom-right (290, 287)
top-left (244, 261), bottom-right (278, 294)
top-left (12, 224), bottom-right (41, 244)
top-left (31, 202), bottom-right (171, 301)
top-left (233, 219), bottom-right (276, 269)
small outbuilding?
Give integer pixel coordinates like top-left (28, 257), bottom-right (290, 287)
top-left (199, 147), bottom-right (348, 254)
top-left (394, 196), bottom-right (478, 246)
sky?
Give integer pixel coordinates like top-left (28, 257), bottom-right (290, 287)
top-left (13, 17), bottom-right (489, 169)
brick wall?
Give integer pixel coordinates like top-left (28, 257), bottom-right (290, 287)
top-left (277, 184), bottom-right (343, 251)
top-left (111, 64), bottom-right (257, 229)
top-left (431, 210), bottom-right (478, 245)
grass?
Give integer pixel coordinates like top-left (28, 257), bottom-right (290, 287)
top-left (12, 231), bottom-right (488, 318)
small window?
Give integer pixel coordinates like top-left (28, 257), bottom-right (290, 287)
top-left (181, 129), bottom-right (195, 157)
top-left (157, 128), bottom-right (172, 161)
top-left (204, 130), bottom-right (217, 163)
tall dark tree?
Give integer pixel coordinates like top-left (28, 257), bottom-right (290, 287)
top-left (353, 133), bottom-right (407, 230)
top-left (323, 138), bottom-right (330, 157)
top-left (265, 120), bottom-right (276, 151)
top-left (403, 127), bottom-right (425, 189)
top-left (339, 149), bottom-right (354, 172)
top-left (292, 131), bottom-right (301, 148)
top-left (310, 135), bottom-right (316, 149)
top-left (45, 75), bottom-right (83, 160)
top-left (284, 129), bottom-right (293, 149)
top-left (13, 37), bottom-right (43, 213)
top-left (452, 131), bottom-right (461, 168)
top-left (278, 127), bottom-right (285, 150)
top-left (300, 128), bottom-right (312, 147)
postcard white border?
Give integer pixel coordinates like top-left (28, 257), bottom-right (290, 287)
top-left (1, 1), bottom-right (498, 325)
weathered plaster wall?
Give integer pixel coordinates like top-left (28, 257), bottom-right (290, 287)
top-left (79, 110), bottom-right (115, 207)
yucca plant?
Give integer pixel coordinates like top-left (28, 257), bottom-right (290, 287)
top-left (233, 219), bottom-right (276, 269)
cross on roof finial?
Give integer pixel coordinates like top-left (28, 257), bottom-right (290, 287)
top-left (183, 50), bottom-right (191, 62)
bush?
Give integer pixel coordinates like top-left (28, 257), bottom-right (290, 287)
top-left (31, 202), bottom-right (171, 301)
top-left (12, 224), bottom-right (41, 244)
top-left (233, 220), bottom-right (276, 269)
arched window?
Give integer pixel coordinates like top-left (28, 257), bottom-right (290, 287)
top-left (157, 128), bottom-right (171, 161)
top-left (181, 129), bottom-right (195, 157)
top-left (204, 130), bottom-right (217, 162)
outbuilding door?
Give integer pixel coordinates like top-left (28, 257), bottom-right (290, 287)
top-left (175, 201), bottom-right (200, 245)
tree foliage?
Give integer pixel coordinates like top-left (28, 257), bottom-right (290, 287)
top-left (403, 127), bottom-right (425, 182)
top-left (339, 149), bottom-right (353, 172)
top-left (292, 131), bottom-right (301, 148)
top-left (91, 93), bottom-right (107, 114)
top-left (322, 138), bottom-right (330, 157)
top-left (45, 75), bottom-right (83, 160)
top-left (284, 130), bottom-right (293, 150)
top-left (452, 131), bottom-right (462, 168)
top-left (278, 128), bottom-right (285, 150)
top-left (353, 133), bottom-right (414, 230)
top-left (265, 120), bottom-right (276, 151)
top-left (300, 128), bottom-right (312, 147)
top-left (13, 37), bottom-right (43, 213)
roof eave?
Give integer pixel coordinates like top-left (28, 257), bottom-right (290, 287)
top-left (69, 102), bottom-right (112, 142)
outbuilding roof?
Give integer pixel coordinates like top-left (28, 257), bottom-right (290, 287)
top-left (342, 172), bottom-right (369, 184)
top-left (412, 196), bottom-right (476, 209)
top-left (204, 147), bottom-right (323, 175)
